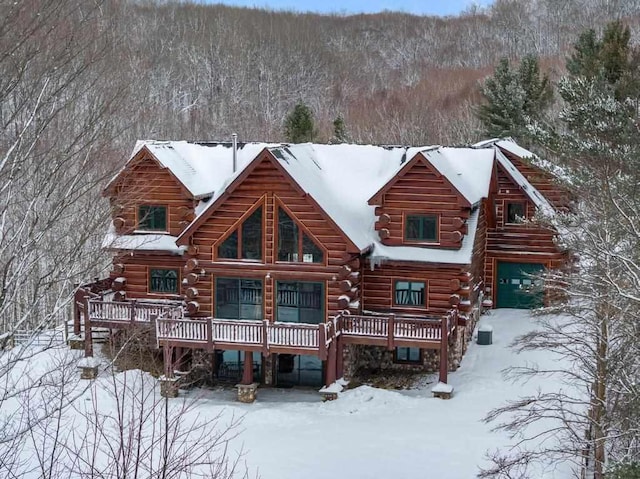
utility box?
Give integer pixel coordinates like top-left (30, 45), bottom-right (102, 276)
top-left (477, 324), bottom-right (493, 345)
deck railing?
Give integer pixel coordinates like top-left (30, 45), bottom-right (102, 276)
top-left (83, 296), bottom-right (457, 355)
top-left (88, 299), bottom-right (183, 324)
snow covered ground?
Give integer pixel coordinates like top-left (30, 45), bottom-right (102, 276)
top-left (4, 309), bottom-right (574, 478)
top-left (197, 308), bottom-right (573, 479)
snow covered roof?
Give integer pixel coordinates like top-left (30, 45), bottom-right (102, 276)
top-left (472, 137), bottom-right (572, 185)
top-left (108, 140), bottom-right (279, 199)
top-left (102, 227), bottom-right (186, 255)
top-left (421, 148), bottom-right (495, 205)
top-left (494, 149), bottom-right (555, 217)
top-left (108, 139), bottom-right (558, 263)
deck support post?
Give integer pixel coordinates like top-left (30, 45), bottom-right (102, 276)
top-left (160, 343), bottom-right (179, 398)
top-left (241, 351), bottom-right (254, 385)
top-left (83, 294), bottom-right (93, 358)
top-left (438, 313), bottom-right (448, 384)
top-left (73, 286), bottom-right (82, 336)
top-left (336, 336), bottom-right (344, 379)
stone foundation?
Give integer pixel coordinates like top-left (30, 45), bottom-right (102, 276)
top-left (79, 365), bottom-right (99, 380)
top-left (68, 334), bottom-right (85, 350)
top-left (263, 354), bottom-right (274, 386)
top-left (320, 391), bottom-right (338, 401)
top-left (159, 376), bottom-right (180, 398)
top-left (236, 383), bottom-right (258, 403)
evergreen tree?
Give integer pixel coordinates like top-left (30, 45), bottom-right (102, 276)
top-left (566, 21), bottom-right (637, 99)
top-left (476, 55), bottom-right (552, 141)
top-left (283, 102), bottom-right (316, 143)
top-left (483, 23), bottom-right (640, 479)
top-left (331, 115), bottom-right (348, 143)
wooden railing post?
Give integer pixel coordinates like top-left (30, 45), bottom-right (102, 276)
top-left (262, 320), bottom-right (269, 355)
top-left (319, 324), bottom-right (327, 360)
top-left (439, 314), bottom-right (448, 384)
top-left (206, 319), bottom-right (213, 352)
top-left (387, 313), bottom-right (395, 350)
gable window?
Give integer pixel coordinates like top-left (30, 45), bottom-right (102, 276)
top-left (277, 208), bottom-right (323, 263)
top-left (138, 205), bottom-right (167, 231)
top-left (217, 206), bottom-right (263, 260)
top-left (149, 269), bottom-right (179, 294)
top-left (405, 214), bottom-right (438, 242)
top-left (394, 347), bottom-right (422, 364)
top-left (506, 202), bottom-right (526, 224)
top-left (394, 280), bottom-right (426, 307)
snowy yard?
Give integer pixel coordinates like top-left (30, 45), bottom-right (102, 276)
top-left (4, 309), bottom-right (574, 478)
top-left (195, 308), bottom-right (573, 478)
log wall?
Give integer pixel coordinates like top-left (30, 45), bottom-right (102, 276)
top-left (109, 155), bottom-right (194, 237)
top-left (500, 148), bottom-right (572, 211)
top-left (187, 153), bottom-right (354, 321)
top-left (370, 159), bottom-right (469, 248)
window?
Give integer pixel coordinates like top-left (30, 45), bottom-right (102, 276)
top-left (215, 278), bottom-right (263, 320)
top-left (506, 202), bottom-right (526, 224)
top-left (138, 205), bottom-right (167, 231)
top-left (276, 281), bottom-right (323, 324)
top-left (394, 347), bottom-right (422, 364)
top-left (277, 208), bottom-right (323, 263)
top-left (217, 206), bottom-right (262, 260)
top-left (405, 214), bottom-right (438, 242)
top-left (394, 280), bottom-right (426, 307)
top-left (149, 269), bottom-right (179, 294)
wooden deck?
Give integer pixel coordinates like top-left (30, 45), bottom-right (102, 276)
top-left (82, 298), bottom-right (456, 358)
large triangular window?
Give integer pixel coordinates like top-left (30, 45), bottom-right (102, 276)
top-left (217, 206), bottom-right (262, 260)
top-left (277, 208), bottom-right (323, 263)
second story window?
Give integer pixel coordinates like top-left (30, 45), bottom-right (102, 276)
top-left (217, 206), bottom-right (263, 260)
top-left (405, 214), bottom-right (438, 242)
top-left (138, 205), bottom-right (167, 231)
top-left (506, 202), bottom-right (525, 224)
top-left (277, 208), bottom-right (323, 263)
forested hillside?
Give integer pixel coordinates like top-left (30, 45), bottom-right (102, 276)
top-left (113, 0), bottom-right (640, 146)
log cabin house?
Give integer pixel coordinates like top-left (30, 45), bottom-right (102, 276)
top-left (74, 138), bottom-right (569, 401)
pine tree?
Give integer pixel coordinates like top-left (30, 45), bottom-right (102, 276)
top-left (476, 55), bottom-right (552, 141)
top-left (283, 102), bottom-right (316, 143)
top-left (331, 115), bottom-right (348, 143)
top-left (566, 21), bottom-right (637, 99)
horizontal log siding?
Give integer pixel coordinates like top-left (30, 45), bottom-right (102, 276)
top-left (501, 149), bottom-right (572, 211)
top-left (485, 164), bottom-right (567, 296)
top-left (110, 254), bottom-right (185, 301)
top-left (362, 264), bottom-right (464, 314)
top-left (374, 161), bottom-right (468, 247)
top-left (466, 203), bottom-right (487, 306)
top-left (190, 156), bottom-right (351, 322)
top-left (110, 157), bottom-right (193, 236)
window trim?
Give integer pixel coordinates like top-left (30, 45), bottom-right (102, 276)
top-left (403, 212), bottom-right (439, 244)
top-left (392, 278), bottom-right (428, 309)
top-left (147, 267), bottom-right (180, 295)
top-left (393, 347), bottom-right (423, 365)
top-left (505, 201), bottom-right (527, 225)
top-left (137, 204), bottom-right (169, 232)
top-left (274, 198), bottom-right (327, 266)
top-left (213, 196), bottom-right (266, 262)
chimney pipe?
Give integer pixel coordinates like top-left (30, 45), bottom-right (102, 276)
top-left (232, 133), bottom-right (238, 173)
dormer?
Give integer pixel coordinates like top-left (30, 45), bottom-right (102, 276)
top-left (368, 147), bottom-right (494, 249)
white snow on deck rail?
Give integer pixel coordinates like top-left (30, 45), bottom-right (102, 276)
top-left (102, 230), bottom-right (186, 254)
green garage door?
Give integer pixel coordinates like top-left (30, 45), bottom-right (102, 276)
top-left (496, 262), bottom-right (545, 309)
